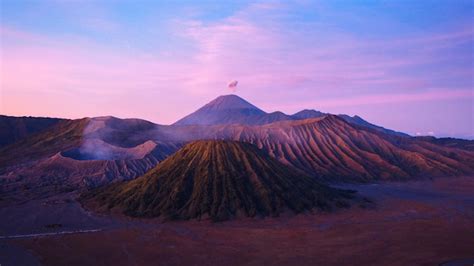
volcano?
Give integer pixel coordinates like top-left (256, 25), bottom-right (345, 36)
top-left (83, 140), bottom-right (360, 221)
top-left (173, 94), bottom-right (268, 125)
top-left (173, 95), bottom-right (408, 136)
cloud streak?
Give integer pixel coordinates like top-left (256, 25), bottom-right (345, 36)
top-left (298, 89), bottom-right (473, 108)
top-left (0, 1), bottom-right (472, 136)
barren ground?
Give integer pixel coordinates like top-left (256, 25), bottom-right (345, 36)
top-left (1, 176), bottom-right (473, 266)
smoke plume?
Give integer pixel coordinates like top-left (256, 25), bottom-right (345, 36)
top-left (228, 80), bottom-right (238, 92)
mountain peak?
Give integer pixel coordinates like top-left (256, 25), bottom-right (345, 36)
top-left (173, 95), bottom-right (266, 126)
top-left (200, 94), bottom-right (263, 112)
top-left (292, 109), bottom-right (325, 119)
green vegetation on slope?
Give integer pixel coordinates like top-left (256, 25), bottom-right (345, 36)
top-left (83, 140), bottom-right (360, 221)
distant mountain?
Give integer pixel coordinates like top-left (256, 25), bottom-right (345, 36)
top-left (0, 115), bottom-right (65, 148)
top-left (292, 109), bottom-right (325, 120)
top-left (0, 118), bottom-right (88, 170)
top-left (173, 95), bottom-right (408, 137)
top-left (166, 115), bottom-right (474, 182)
top-left (174, 95), bottom-right (268, 125)
top-left (2, 112), bottom-right (473, 186)
top-left (1, 93), bottom-right (473, 199)
top-left (338, 114), bottom-right (409, 137)
top-left (81, 116), bottom-right (158, 148)
top-left (0, 116), bottom-right (172, 170)
top-left (0, 116), bottom-right (179, 201)
top-left (415, 136), bottom-right (474, 151)
top-left (95, 115), bottom-right (474, 182)
top-left (1, 150), bottom-right (163, 200)
top-left (221, 116), bottom-right (474, 181)
top-left (82, 140), bottom-right (361, 221)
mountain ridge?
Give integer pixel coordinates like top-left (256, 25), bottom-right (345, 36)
top-left (173, 95), bottom-right (408, 136)
top-left (0, 115), bottom-right (66, 148)
top-left (82, 140), bottom-right (363, 221)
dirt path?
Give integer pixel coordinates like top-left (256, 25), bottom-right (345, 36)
top-left (0, 229), bottom-right (102, 240)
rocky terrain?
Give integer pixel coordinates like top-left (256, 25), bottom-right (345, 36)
top-left (1, 95), bottom-right (473, 203)
top-left (82, 140), bottom-right (365, 221)
top-left (0, 95), bottom-right (473, 265)
top-left (173, 95), bottom-right (408, 136)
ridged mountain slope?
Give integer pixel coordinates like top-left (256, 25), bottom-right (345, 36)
top-left (224, 116), bottom-right (474, 181)
top-left (173, 95), bottom-right (408, 136)
top-left (162, 116), bottom-right (474, 182)
top-left (83, 140), bottom-right (360, 221)
top-left (0, 118), bottom-right (89, 170)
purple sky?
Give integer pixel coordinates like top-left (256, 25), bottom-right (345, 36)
top-left (1, 1), bottom-right (473, 138)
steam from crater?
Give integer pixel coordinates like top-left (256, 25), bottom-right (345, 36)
top-left (228, 80), bottom-right (238, 92)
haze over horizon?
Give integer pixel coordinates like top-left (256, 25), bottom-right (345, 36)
top-left (1, 1), bottom-right (473, 138)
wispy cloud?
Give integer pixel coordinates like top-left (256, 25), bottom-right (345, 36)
top-left (304, 89), bottom-right (473, 108)
top-left (1, 1), bottom-right (472, 134)
top-left (173, 3), bottom-right (472, 104)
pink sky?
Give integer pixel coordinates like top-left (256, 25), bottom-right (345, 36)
top-left (1, 1), bottom-right (473, 137)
